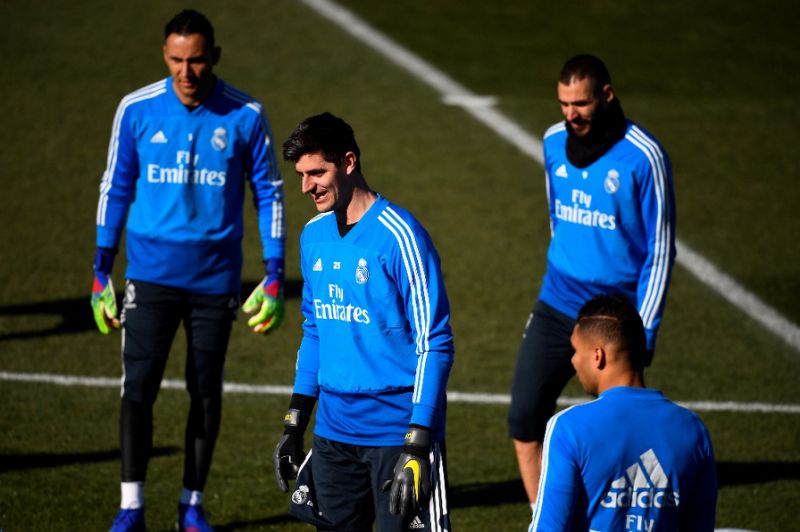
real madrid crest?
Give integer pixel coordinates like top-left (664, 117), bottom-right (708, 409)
top-left (355, 258), bottom-right (369, 284)
top-left (124, 280), bottom-right (137, 309)
top-left (292, 485), bottom-right (310, 505)
top-left (211, 127), bottom-right (227, 151)
top-left (604, 169), bottom-right (620, 194)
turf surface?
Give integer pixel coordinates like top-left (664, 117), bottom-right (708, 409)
top-left (1, 0), bottom-right (798, 530)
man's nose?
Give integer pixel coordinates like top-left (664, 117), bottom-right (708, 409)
top-left (301, 175), bottom-right (314, 194)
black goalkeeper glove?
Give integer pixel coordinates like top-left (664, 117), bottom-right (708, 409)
top-left (382, 425), bottom-right (432, 518)
top-left (272, 393), bottom-right (315, 492)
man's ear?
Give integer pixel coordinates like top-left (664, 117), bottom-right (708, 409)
top-left (211, 46), bottom-right (221, 66)
top-left (602, 83), bottom-right (615, 104)
top-left (343, 151), bottom-right (358, 175)
top-left (594, 346), bottom-right (607, 370)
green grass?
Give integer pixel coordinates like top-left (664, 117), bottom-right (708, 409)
top-left (1, 0), bottom-right (798, 530)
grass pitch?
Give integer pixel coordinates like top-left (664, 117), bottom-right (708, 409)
top-left (1, 0), bottom-right (798, 530)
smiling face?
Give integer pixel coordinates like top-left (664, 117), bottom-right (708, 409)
top-left (295, 152), bottom-right (354, 213)
top-left (163, 32), bottom-right (219, 106)
top-left (557, 77), bottom-right (613, 138)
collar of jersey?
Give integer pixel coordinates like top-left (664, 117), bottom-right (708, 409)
top-left (327, 193), bottom-right (386, 242)
top-left (600, 386), bottom-right (663, 400)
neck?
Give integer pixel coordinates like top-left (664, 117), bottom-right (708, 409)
top-left (596, 367), bottom-right (645, 395)
top-left (335, 175), bottom-right (376, 225)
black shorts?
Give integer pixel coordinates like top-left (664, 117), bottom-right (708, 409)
top-left (120, 279), bottom-right (237, 404)
top-left (288, 436), bottom-right (451, 532)
top-left (508, 300), bottom-right (576, 442)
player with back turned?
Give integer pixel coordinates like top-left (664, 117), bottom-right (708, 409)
top-left (509, 54), bottom-right (677, 522)
top-left (531, 294), bottom-right (717, 531)
top-left (91, 9), bottom-right (285, 532)
top-left (272, 112), bottom-right (454, 531)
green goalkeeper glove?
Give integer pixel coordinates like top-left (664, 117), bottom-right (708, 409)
top-left (242, 258), bottom-right (285, 334)
top-left (383, 425), bottom-right (432, 518)
top-left (90, 248), bottom-right (119, 334)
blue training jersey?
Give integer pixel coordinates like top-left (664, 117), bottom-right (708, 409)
top-left (532, 387), bottom-right (717, 532)
top-left (95, 77), bottom-right (285, 294)
top-left (539, 121), bottom-right (676, 349)
top-left (293, 195), bottom-right (454, 446)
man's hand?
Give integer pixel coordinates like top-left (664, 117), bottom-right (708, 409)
top-left (91, 272), bottom-right (120, 334)
top-left (383, 426), bottom-right (432, 518)
top-left (242, 258), bottom-right (285, 334)
top-left (273, 430), bottom-right (305, 492)
top-left (273, 394), bottom-right (315, 492)
top-left (91, 248), bottom-right (119, 334)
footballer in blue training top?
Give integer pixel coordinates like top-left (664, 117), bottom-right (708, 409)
top-left (272, 112), bottom-right (454, 532)
top-left (531, 295), bottom-right (716, 531)
top-left (93, 10), bottom-right (285, 532)
top-left (509, 55), bottom-right (677, 515)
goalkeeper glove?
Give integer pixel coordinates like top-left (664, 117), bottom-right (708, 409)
top-left (273, 393), bottom-right (315, 492)
top-left (90, 247), bottom-right (120, 334)
top-left (383, 425), bottom-right (432, 518)
top-left (242, 258), bottom-right (285, 334)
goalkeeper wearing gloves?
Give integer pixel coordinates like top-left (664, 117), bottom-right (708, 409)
top-left (92, 10), bottom-right (286, 531)
top-left (274, 113), bottom-right (454, 532)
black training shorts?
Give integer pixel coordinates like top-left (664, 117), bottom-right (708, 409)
top-left (508, 300), bottom-right (576, 442)
top-left (288, 436), bottom-right (451, 532)
top-left (120, 279), bottom-right (237, 404)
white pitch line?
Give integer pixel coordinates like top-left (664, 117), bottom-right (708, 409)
top-left (300, 0), bottom-right (800, 353)
top-left (2, 371), bottom-right (799, 414)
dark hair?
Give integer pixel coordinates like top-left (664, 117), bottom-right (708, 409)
top-left (164, 9), bottom-right (215, 50)
top-left (282, 112), bottom-right (361, 172)
top-left (576, 294), bottom-right (646, 368)
top-left (559, 54), bottom-right (612, 96)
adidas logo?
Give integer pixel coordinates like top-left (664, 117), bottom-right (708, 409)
top-left (150, 130), bottom-right (168, 144)
top-left (601, 449), bottom-right (679, 509)
top-left (407, 515), bottom-right (424, 530)
top-left (555, 164), bottom-right (568, 178)
top-left (312, 258), bottom-right (323, 272)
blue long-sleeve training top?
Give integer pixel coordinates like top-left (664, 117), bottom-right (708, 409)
top-left (539, 121), bottom-right (676, 350)
top-left (95, 77), bottom-right (284, 294)
top-left (532, 387), bottom-right (717, 531)
top-left (293, 195), bottom-right (454, 445)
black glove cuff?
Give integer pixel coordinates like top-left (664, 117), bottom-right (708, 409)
top-left (403, 425), bottom-right (431, 459)
top-left (283, 393), bottom-right (316, 435)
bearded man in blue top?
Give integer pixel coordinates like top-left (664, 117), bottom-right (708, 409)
top-left (509, 55), bottom-right (677, 517)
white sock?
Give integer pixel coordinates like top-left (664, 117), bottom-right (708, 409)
top-left (120, 482), bottom-right (144, 509)
top-left (180, 488), bottom-right (203, 506)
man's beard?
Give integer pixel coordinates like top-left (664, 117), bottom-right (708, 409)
top-left (565, 98), bottom-right (627, 168)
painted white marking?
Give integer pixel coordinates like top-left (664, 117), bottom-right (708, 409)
top-left (2, 371), bottom-right (798, 414)
top-left (441, 94), bottom-right (498, 108)
top-left (676, 240), bottom-right (800, 350)
top-left (300, 0), bottom-right (800, 352)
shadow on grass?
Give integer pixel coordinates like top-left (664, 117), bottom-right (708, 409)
top-left (441, 462), bottom-right (800, 508)
top-left (717, 461), bottom-right (800, 486)
top-left (214, 514), bottom-right (300, 531)
top-left (449, 478), bottom-right (528, 507)
top-left (0, 278), bottom-right (302, 341)
top-left (0, 446), bottom-right (179, 472)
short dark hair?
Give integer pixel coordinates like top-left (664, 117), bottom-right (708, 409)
top-left (282, 112), bottom-right (361, 172)
top-left (576, 294), bottom-right (646, 368)
top-left (559, 54), bottom-right (612, 96)
top-left (164, 9), bottom-right (215, 50)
